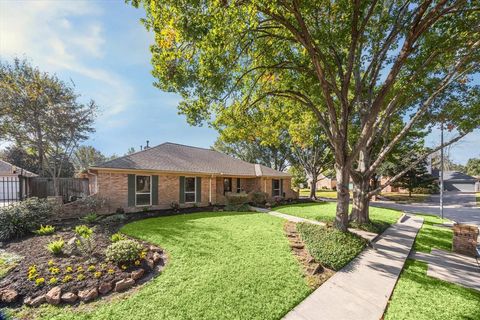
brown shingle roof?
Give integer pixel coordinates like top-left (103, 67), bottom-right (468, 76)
top-left (91, 142), bottom-right (290, 177)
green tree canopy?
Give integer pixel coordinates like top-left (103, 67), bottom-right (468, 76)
top-left (129, 0), bottom-right (480, 230)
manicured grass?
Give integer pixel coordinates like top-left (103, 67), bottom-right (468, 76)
top-left (275, 202), bottom-right (402, 234)
top-left (29, 212), bottom-right (311, 320)
top-left (413, 214), bottom-right (453, 253)
top-left (296, 223), bottom-right (366, 270)
top-left (384, 259), bottom-right (480, 320)
top-left (381, 192), bottom-right (430, 203)
top-left (298, 189), bottom-right (339, 199)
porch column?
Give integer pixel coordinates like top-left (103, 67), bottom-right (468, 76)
top-left (209, 176), bottom-right (212, 203)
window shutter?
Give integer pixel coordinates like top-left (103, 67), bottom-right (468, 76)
top-left (271, 179), bottom-right (274, 197)
top-left (196, 177), bottom-right (202, 203)
top-left (152, 175), bottom-right (159, 205)
top-left (280, 179), bottom-right (284, 197)
top-left (179, 176), bottom-right (185, 204)
top-left (127, 174), bottom-right (135, 207)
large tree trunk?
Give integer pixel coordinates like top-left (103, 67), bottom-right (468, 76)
top-left (334, 164), bottom-right (350, 232)
top-left (350, 176), bottom-right (370, 224)
top-left (309, 174), bottom-right (318, 199)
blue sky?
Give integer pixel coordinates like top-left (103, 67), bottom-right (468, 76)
top-left (0, 0), bottom-right (478, 163)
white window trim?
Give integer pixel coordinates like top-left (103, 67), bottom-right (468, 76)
top-left (184, 176), bottom-right (196, 203)
top-left (135, 175), bottom-right (152, 207)
top-left (273, 179), bottom-right (281, 197)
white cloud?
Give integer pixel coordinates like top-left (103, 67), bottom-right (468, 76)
top-left (0, 0), bottom-right (134, 121)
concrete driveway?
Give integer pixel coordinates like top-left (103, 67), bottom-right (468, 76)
top-left (372, 192), bottom-right (480, 226)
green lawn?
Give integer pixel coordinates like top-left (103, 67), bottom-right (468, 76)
top-left (26, 212), bottom-right (311, 320)
top-left (0, 251), bottom-right (21, 280)
top-left (298, 189), bottom-right (339, 199)
top-left (380, 192), bottom-right (430, 204)
top-left (384, 213), bottom-right (479, 319)
top-left (275, 202), bottom-right (402, 233)
top-left (413, 214), bottom-right (453, 253)
top-left (384, 259), bottom-right (480, 320)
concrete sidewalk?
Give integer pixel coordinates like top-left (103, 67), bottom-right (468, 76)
top-left (283, 215), bottom-right (423, 320)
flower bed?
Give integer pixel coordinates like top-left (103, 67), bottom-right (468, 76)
top-left (0, 226), bottom-right (166, 307)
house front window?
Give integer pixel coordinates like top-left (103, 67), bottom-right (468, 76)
top-left (224, 178), bottom-right (232, 195)
top-left (136, 175), bottom-right (151, 206)
top-left (272, 179), bottom-right (281, 197)
top-left (185, 177), bottom-right (196, 203)
top-left (236, 178), bottom-right (241, 193)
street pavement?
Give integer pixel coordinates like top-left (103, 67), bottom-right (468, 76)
top-left (372, 192), bottom-right (480, 226)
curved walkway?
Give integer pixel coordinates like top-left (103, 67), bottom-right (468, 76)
top-left (283, 214), bottom-right (424, 320)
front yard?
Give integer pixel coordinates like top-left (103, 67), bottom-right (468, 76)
top-left (384, 214), bottom-right (480, 319)
top-left (275, 202), bottom-right (402, 233)
top-left (16, 212), bottom-right (312, 320)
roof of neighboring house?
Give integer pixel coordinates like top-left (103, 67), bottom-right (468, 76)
top-left (443, 171), bottom-right (477, 182)
top-left (91, 142), bottom-right (290, 178)
top-left (0, 159), bottom-right (38, 177)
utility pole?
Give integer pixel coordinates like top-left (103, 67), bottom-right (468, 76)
top-left (440, 123), bottom-right (444, 219)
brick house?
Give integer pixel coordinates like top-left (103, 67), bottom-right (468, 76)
top-left (88, 142), bottom-right (297, 212)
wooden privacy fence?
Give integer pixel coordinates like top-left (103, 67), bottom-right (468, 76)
top-left (28, 177), bottom-right (90, 203)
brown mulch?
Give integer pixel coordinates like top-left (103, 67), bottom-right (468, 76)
top-left (284, 221), bottom-right (334, 288)
top-left (0, 226), bottom-right (165, 307)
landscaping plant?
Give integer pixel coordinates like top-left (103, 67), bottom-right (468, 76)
top-left (105, 239), bottom-right (143, 264)
top-left (46, 239), bottom-right (65, 256)
top-left (81, 212), bottom-right (100, 225)
top-left (110, 233), bottom-right (126, 243)
top-left (34, 225), bottom-right (56, 236)
top-left (0, 198), bottom-right (52, 241)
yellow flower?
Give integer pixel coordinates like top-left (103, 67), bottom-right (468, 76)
top-left (65, 266), bottom-right (73, 273)
top-left (94, 271), bottom-right (102, 278)
top-left (35, 277), bottom-right (45, 286)
top-left (77, 274), bottom-right (85, 281)
top-left (49, 277), bottom-right (58, 285)
top-left (62, 275), bottom-right (73, 283)
top-left (107, 269), bottom-right (115, 275)
top-left (87, 265), bottom-right (96, 272)
top-left (134, 260), bottom-right (141, 266)
top-left (49, 267), bottom-right (60, 275)
top-left (47, 260), bottom-right (55, 267)
top-left (77, 266), bottom-right (84, 272)
top-left (121, 265), bottom-right (127, 270)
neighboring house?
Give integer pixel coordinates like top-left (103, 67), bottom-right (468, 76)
top-left (0, 159), bottom-right (37, 203)
top-left (310, 173), bottom-right (338, 190)
top-left (432, 170), bottom-right (479, 192)
top-left (88, 142), bottom-right (297, 212)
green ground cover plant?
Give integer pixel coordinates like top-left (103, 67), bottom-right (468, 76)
top-left (296, 223), bottom-right (366, 270)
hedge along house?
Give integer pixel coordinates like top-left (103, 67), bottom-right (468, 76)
top-left (88, 142), bottom-right (297, 213)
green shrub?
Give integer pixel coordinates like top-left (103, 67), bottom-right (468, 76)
top-left (296, 223), bottom-right (366, 270)
top-left (81, 212), bottom-right (100, 224)
top-left (74, 225), bottom-right (93, 239)
top-left (101, 213), bottom-right (127, 225)
top-left (0, 198), bottom-right (53, 241)
top-left (224, 203), bottom-right (251, 212)
top-left (110, 232), bottom-right (126, 243)
top-left (248, 191), bottom-right (268, 205)
top-left (105, 239), bottom-right (143, 264)
top-left (46, 239), bottom-right (65, 255)
top-left (34, 225), bottom-right (55, 236)
top-left (225, 192), bottom-right (249, 205)
top-left (412, 186), bottom-right (439, 194)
